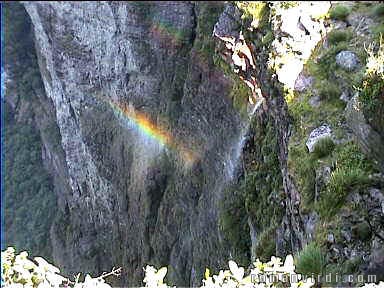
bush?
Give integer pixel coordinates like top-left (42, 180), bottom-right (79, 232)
top-left (359, 37), bottom-right (384, 136)
top-left (254, 226), bottom-right (276, 262)
top-left (371, 3), bottom-right (384, 17)
top-left (295, 242), bottom-right (326, 276)
top-left (359, 73), bottom-right (384, 133)
top-left (327, 30), bottom-right (352, 45)
top-left (219, 184), bottom-right (251, 267)
top-left (288, 144), bottom-right (316, 208)
top-left (312, 42), bottom-right (348, 80)
top-left (329, 5), bottom-right (350, 21)
top-left (317, 81), bottom-right (341, 101)
top-left (317, 142), bottom-right (374, 218)
top-left (312, 137), bottom-right (335, 159)
top-left (371, 24), bottom-right (384, 41)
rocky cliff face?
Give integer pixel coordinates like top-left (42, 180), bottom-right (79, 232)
top-left (18, 1), bottom-right (250, 286)
top-left (5, 1), bottom-right (384, 286)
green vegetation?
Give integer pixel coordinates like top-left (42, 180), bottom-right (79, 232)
top-left (286, 91), bottom-right (314, 134)
top-left (219, 184), bottom-right (251, 267)
top-left (236, 2), bottom-right (268, 29)
top-left (254, 226), bottom-right (277, 262)
top-left (3, 3), bottom-right (57, 260)
top-left (343, 256), bottom-right (363, 273)
top-left (286, 1), bottom-right (383, 281)
top-left (371, 24), bottom-right (384, 41)
top-left (4, 104), bottom-right (56, 259)
top-left (219, 118), bottom-right (284, 266)
top-left (288, 144), bottom-right (316, 208)
top-left (327, 30), bottom-right (352, 45)
top-left (295, 242), bottom-right (326, 276)
top-left (4, 2), bottom-right (43, 101)
top-left (371, 3), bottom-right (384, 17)
top-left (156, 22), bottom-right (190, 43)
top-left (243, 120), bottom-right (284, 232)
top-left (316, 80), bottom-right (341, 101)
top-left (312, 137), bottom-right (335, 159)
top-left (317, 142), bottom-right (375, 218)
top-left (308, 42), bottom-right (348, 80)
top-left (359, 37), bottom-right (384, 136)
top-left (318, 167), bottom-right (370, 217)
top-left (194, 2), bottom-right (224, 58)
top-left (329, 5), bottom-right (350, 21)
top-left (359, 73), bottom-right (384, 134)
top-left (230, 78), bottom-right (252, 117)
top-left (212, 50), bottom-right (250, 117)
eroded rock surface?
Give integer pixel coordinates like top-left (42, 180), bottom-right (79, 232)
top-left (22, 2), bottom-right (245, 286)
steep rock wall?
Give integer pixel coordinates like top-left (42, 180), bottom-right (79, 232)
top-left (22, 2), bottom-right (248, 286)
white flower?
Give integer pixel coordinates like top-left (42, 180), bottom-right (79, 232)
top-left (34, 257), bottom-right (60, 274)
top-left (228, 260), bottom-right (244, 282)
top-left (281, 255), bottom-right (295, 274)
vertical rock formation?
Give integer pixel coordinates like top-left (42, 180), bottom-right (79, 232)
top-left (19, 1), bottom-right (249, 286)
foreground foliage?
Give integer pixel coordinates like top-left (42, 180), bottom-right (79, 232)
top-left (1, 247), bottom-right (119, 288)
top-left (3, 247), bottom-right (383, 288)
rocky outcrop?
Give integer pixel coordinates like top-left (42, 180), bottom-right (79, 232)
top-left (346, 94), bottom-right (384, 172)
top-left (306, 125), bottom-right (333, 153)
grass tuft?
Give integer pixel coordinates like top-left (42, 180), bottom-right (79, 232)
top-left (295, 242), bottom-right (326, 276)
top-left (371, 3), bottom-right (384, 17)
top-left (312, 137), bottom-right (335, 159)
top-left (317, 143), bottom-right (374, 218)
top-left (329, 5), bottom-right (350, 21)
top-left (327, 30), bottom-right (352, 45)
top-left (317, 80), bottom-right (341, 101)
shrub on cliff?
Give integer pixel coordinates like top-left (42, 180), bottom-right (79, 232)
top-left (312, 137), bottom-right (335, 159)
top-left (295, 242), bottom-right (326, 277)
top-left (359, 36), bottom-right (384, 135)
top-left (329, 5), bottom-right (350, 21)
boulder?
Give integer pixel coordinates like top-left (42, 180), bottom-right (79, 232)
top-left (327, 233), bottom-right (335, 244)
top-left (341, 229), bottom-right (352, 243)
top-left (336, 50), bottom-right (359, 71)
top-left (339, 91), bottom-right (350, 103)
top-left (294, 73), bottom-right (313, 92)
top-left (303, 212), bottom-right (319, 241)
top-left (213, 4), bottom-right (241, 43)
top-left (306, 125), bottom-right (333, 152)
top-left (309, 95), bottom-right (321, 108)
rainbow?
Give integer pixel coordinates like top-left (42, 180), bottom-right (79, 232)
top-left (107, 99), bottom-right (197, 165)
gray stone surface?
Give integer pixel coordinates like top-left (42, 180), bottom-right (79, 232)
top-left (294, 74), bottom-right (313, 92)
top-left (309, 95), bottom-right (321, 107)
top-left (340, 91), bottom-right (350, 102)
top-left (336, 50), bottom-right (359, 71)
top-left (23, 2), bottom-right (242, 286)
top-left (306, 125), bottom-right (333, 152)
top-left (345, 93), bottom-right (384, 172)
